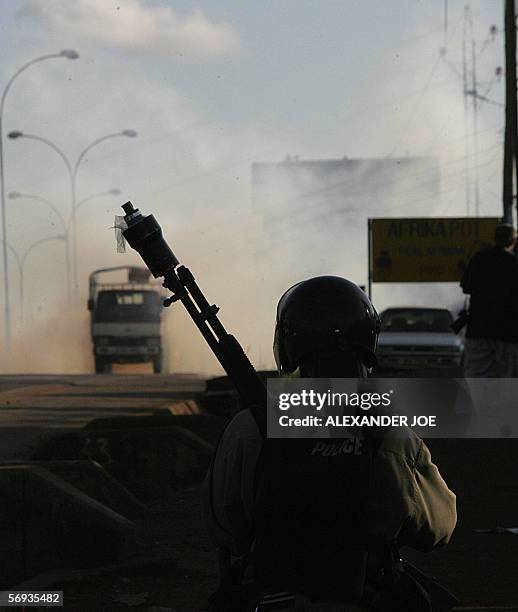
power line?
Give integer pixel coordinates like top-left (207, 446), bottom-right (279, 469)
top-left (388, 53), bottom-right (443, 157)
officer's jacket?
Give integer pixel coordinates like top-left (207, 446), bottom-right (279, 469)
top-left (201, 409), bottom-right (457, 556)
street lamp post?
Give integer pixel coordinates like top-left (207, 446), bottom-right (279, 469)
top-left (19, 235), bottom-right (67, 318)
top-left (8, 191), bottom-right (67, 229)
top-left (8, 189), bottom-right (121, 304)
top-left (70, 132), bottom-right (135, 295)
top-left (0, 235), bottom-right (66, 320)
top-left (0, 240), bottom-right (22, 313)
top-left (75, 188), bottom-right (121, 211)
top-left (8, 190), bottom-right (70, 301)
top-left (0, 50), bottom-right (78, 346)
top-left (8, 131), bottom-right (136, 298)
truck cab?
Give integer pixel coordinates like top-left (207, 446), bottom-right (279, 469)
top-left (88, 266), bottom-right (164, 373)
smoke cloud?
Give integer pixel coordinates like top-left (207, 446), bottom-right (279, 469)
top-left (0, 1), bottom-right (505, 374)
top-left (18, 0), bottom-right (240, 60)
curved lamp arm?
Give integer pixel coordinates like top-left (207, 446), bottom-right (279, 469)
top-left (74, 130), bottom-right (137, 176)
top-left (21, 235), bottom-right (66, 269)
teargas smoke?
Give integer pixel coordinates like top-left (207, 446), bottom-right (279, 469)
top-left (0, 1), bottom-right (504, 373)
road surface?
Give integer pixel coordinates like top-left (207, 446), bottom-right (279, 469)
top-left (0, 373), bottom-right (207, 428)
top-left (0, 374), bottom-right (516, 610)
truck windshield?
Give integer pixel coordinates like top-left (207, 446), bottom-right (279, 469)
top-left (95, 290), bottom-right (161, 322)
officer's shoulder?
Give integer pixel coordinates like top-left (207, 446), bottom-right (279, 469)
top-left (223, 409), bottom-right (261, 439)
top-left (378, 430), bottom-right (423, 465)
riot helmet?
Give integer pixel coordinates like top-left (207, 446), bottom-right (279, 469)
top-left (273, 276), bottom-right (380, 376)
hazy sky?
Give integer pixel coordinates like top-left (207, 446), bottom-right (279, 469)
top-left (0, 0), bottom-right (507, 371)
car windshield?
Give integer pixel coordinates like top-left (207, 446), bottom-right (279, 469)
top-left (95, 290), bottom-right (161, 323)
top-left (380, 309), bottom-right (453, 333)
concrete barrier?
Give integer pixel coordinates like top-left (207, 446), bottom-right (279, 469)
top-left (0, 464), bottom-right (133, 588)
top-left (30, 418), bottom-right (222, 500)
top-left (0, 460), bottom-right (148, 519)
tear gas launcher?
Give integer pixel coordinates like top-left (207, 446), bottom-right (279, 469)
top-left (120, 201), bottom-right (266, 436)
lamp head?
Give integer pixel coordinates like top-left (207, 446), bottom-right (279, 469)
top-left (122, 129), bottom-right (137, 138)
top-left (60, 49), bottom-right (79, 60)
top-left (8, 131), bottom-right (23, 139)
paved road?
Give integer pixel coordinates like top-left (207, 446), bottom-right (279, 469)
top-left (1, 374), bottom-right (517, 608)
top-left (0, 374), bottom-right (207, 428)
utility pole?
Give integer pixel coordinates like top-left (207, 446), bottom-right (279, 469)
top-left (462, 6), bottom-right (471, 215)
top-left (444, 0), bottom-right (448, 43)
top-left (503, 0), bottom-right (518, 223)
top-left (457, 7), bottom-right (501, 217)
top-left (471, 37), bottom-right (481, 216)
top-left (441, 7), bottom-right (500, 217)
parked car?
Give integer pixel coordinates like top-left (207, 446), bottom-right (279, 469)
top-left (376, 307), bottom-right (464, 370)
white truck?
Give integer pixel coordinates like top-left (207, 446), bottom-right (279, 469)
top-left (88, 266), bottom-right (164, 373)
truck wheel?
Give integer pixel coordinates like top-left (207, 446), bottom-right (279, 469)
top-left (95, 358), bottom-right (111, 374)
top-left (153, 357), bottom-right (162, 374)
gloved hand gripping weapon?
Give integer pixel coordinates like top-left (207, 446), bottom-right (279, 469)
top-left (120, 201), bottom-right (266, 437)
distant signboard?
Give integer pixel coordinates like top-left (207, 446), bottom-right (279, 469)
top-left (369, 217), bottom-right (500, 283)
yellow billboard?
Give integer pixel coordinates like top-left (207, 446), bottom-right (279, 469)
top-left (369, 217), bottom-right (500, 283)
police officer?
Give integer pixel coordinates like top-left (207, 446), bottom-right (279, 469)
top-left (202, 276), bottom-right (456, 611)
top-left (461, 223), bottom-right (518, 377)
